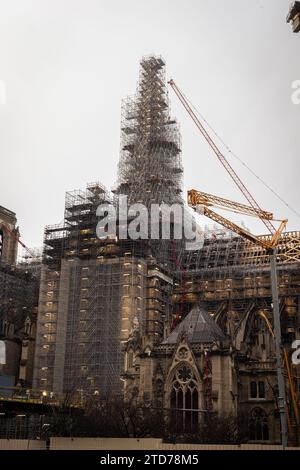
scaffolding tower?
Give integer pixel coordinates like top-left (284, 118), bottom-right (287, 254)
top-left (114, 55), bottom-right (183, 208)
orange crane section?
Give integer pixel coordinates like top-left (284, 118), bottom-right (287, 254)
top-left (188, 189), bottom-right (287, 250)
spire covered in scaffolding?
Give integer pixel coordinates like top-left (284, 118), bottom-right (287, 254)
top-left (114, 55), bottom-right (183, 207)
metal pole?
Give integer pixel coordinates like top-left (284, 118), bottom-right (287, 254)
top-left (269, 248), bottom-right (288, 447)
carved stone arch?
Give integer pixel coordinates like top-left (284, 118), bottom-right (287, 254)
top-left (166, 336), bottom-right (202, 381)
top-left (165, 359), bottom-right (202, 433)
top-left (164, 339), bottom-right (203, 432)
top-left (124, 333), bottom-right (142, 357)
top-left (165, 358), bottom-right (202, 392)
top-left (249, 406), bottom-right (269, 441)
top-left (124, 341), bottom-right (137, 371)
top-left (126, 332), bottom-right (142, 351)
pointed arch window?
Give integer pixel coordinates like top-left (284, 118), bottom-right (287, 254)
top-left (170, 364), bottom-right (200, 433)
top-left (249, 407), bottom-right (269, 441)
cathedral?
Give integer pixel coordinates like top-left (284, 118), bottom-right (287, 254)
top-left (32, 55), bottom-right (300, 445)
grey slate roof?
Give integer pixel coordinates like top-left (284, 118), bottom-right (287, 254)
top-left (164, 305), bottom-right (226, 344)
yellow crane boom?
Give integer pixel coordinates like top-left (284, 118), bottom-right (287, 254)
top-left (188, 189), bottom-right (287, 250)
top-left (188, 189), bottom-right (274, 219)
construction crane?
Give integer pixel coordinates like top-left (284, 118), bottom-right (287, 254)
top-left (188, 189), bottom-right (287, 250)
top-left (168, 79), bottom-right (276, 235)
top-left (0, 222), bottom-right (36, 260)
top-left (168, 79), bottom-right (289, 446)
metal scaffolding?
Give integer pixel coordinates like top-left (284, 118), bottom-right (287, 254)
top-left (32, 56), bottom-right (300, 440)
top-left (33, 175), bottom-right (175, 400)
top-left (115, 55), bottom-right (183, 208)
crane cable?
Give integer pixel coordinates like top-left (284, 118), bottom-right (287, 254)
top-left (178, 87), bottom-right (300, 222)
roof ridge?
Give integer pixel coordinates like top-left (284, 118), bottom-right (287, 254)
top-left (163, 304), bottom-right (226, 345)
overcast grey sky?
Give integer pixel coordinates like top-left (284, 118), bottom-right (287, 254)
top-left (0, 0), bottom-right (299, 249)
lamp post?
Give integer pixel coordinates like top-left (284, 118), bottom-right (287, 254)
top-left (269, 249), bottom-right (288, 447)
